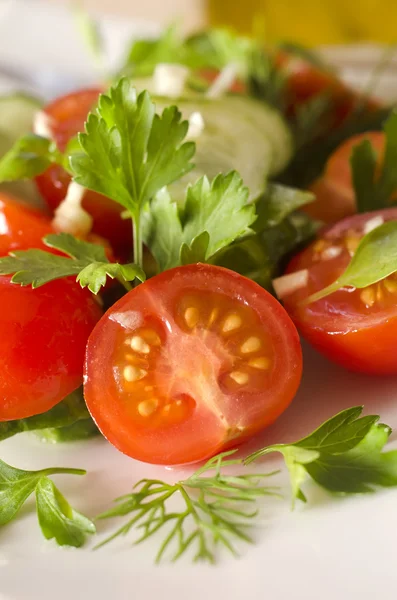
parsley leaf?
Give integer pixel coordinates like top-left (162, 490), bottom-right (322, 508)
top-left (305, 220), bottom-right (397, 304)
top-left (0, 233), bottom-right (144, 293)
top-left (70, 78), bottom-right (195, 212)
top-left (0, 387), bottom-right (89, 442)
top-left (0, 459), bottom-right (94, 546)
top-left (36, 477), bottom-right (96, 546)
top-left (72, 2), bottom-right (105, 76)
top-left (245, 407), bottom-right (395, 503)
top-left (142, 172), bottom-right (255, 271)
top-left (0, 134), bottom-right (62, 181)
top-left (69, 78), bottom-right (195, 267)
top-left (351, 111), bottom-right (397, 212)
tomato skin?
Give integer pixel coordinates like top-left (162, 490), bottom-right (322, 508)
top-left (0, 276), bottom-right (102, 420)
top-left (305, 132), bottom-right (385, 224)
top-left (0, 192), bottom-right (53, 255)
top-left (84, 264), bottom-right (302, 465)
top-left (283, 208), bottom-right (397, 375)
top-left (34, 88), bottom-right (132, 257)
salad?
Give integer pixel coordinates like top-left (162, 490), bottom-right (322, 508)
top-left (1, 19), bottom-right (397, 563)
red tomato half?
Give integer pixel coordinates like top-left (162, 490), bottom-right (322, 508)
top-left (84, 264), bottom-right (302, 465)
top-left (305, 132), bottom-right (385, 224)
top-left (0, 192), bottom-right (53, 255)
top-left (34, 88), bottom-right (132, 257)
top-left (282, 208), bottom-right (397, 375)
top-left (0, 276), bottom-right (102, 420)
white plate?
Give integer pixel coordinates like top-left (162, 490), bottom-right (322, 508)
top-left (1, 3), bottom-right (397, 600)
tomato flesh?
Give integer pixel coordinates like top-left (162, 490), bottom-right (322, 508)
top-left (84, 264), bottom-right (302, 465)
top-left (34, 88), bottom-right (132, 257)
top-left (0, 276), bottom-right (102, 420)
top-left (283, 208), bottom-right (397, 374)
top-left (305, 132), bottom-right (385, 224)
top-left (0, 192), bottom-right (53, 255)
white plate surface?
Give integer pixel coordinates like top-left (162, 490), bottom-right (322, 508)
top-left (1, 3), bottom-right (397, 599)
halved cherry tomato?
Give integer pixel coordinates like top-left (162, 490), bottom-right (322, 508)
top-left (84, 264), bottom-right (302, 465)
top-left (305, 132), bottom-right (385, 223)
top-left (282, 208), bottom-right (397, 375)
top-left (0, 192), bottom-right (53, 256)
top-left (34, 88), bottom-right (133, 257)
top-left (0, 275), bottom-right (102, 420)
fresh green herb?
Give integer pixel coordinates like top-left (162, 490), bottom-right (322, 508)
top-left (36, 419), bottom-right (99, 444)
top-left (213, 186), bottom-right (316, 290)
top-left (292, 94), bottom-right (333, 150)
top-left (351, 111), bottom-right (397, 212)
top-left (0, 134), bottom-right (64, 182)
top-left (72, 2), bottom-right (106, 76)
top-left (0, 459), bottom-right (94, 546)
top-left (0, 232), bottom-right (144, 293)
top-left (70, 78), bottom-right (195, 268)
top-left (245, 406), bottom-right (397, 502)
top-left (142, 171), bottom-right (255, 271)
top-left (0, 387), bottom-right (89, 442)
top-left (304, 220), bottom-right (397, 304)
top-left (249, 49), bottom-right (286, 110)
top-left (96, 450), bottom-right (279, 563)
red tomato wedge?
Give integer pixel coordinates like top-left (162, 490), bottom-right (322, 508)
top-left (305, 132), bottom-right (385, 223)
top-left (0, 192), bottom-right (53, 255)
top-left (281, 208), bottom-right (397, 375)
top-left (84, 264), bottom-right (302, 465)
top-left (34, 88), bottom-right (132, 257)
top-left (0, 276), bottom-right (102, 421)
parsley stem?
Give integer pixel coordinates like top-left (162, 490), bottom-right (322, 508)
top-left (132, 210), bottom-right (143, 275)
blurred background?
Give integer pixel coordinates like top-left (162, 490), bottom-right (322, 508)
top-left (51, 0), bottom-right (397, 43)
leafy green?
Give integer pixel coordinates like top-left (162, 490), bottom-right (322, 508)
top-left (96, 450), bottom-right (279, 563)
top-left (72, 2), bottom-right (105, 75)
top-left (121, 25), bottom-right (256, 79)
top-left (0, 387), bottom-right (89, 442)
top-left (36, 419), bottom-right (99, 443)
top-left (213, 188), bottom-right (317, 290)
top-left (245, 407), bottom-right (396, 502)
top-left (0, 459), bottom-right (94, 546)
top-left (0, 232), bottom-right (144, 293)
top-left (70, 79), bottom-right (195, 213)
top-left (305, 220), bottom-right (397, 304)
top-left (351, 111), bottom-right (397, 212)
top-left (0, 134), bottom-right (62, 181)
top-left (36, 477), bottom-right (96, 546)
top-left (142, 172), bottom-right (255, 271)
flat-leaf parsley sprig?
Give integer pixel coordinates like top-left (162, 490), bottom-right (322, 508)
top-left (0, 232), bottom-right (145, 293)
top-left (70, 77), bottom-right (195, 268)
top-left (0, 458), bottom-right (95, 547)
top-left (96, 450), bottom-right (280, 563)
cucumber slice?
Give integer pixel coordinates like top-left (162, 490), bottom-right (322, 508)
top-left (154, 94), bottom-right (293, 201)
top-left (0, 93), bottom-right (45, 207)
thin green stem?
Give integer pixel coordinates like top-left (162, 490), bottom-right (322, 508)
top-left (132, 209), bottom-right (143, 276)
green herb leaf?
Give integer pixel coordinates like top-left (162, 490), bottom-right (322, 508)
top-left (253, 184), bottom-right (314, 232)
top-left (0, 232), bottom-right (144, 292)
top-left (96, 450), bottom-right (279, 563)
top-left (0, 460), bottom-right (86, 528)
top-left (72, 2), bottom-right (105, 75)
top-left (245, 406), bottom-right (396, 502)
top-left (305, 423), bottom-right (397, 493)
top-left (351, 111), bottom-right (397, 211)
top-left (305, 220), bottom-right (397, 304)
top-left (70, 78), bottom-right (195, 214)
top-left (36, 477), bottom-right (96, 547)
top-left (0, 387), bottom-right (89, 442)
top-left (142, 171), bottom-right (255, 271)
top-left (0, 134), bottom-right (61, 181)
top-left (36, 419), bottom-right (98, 444)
